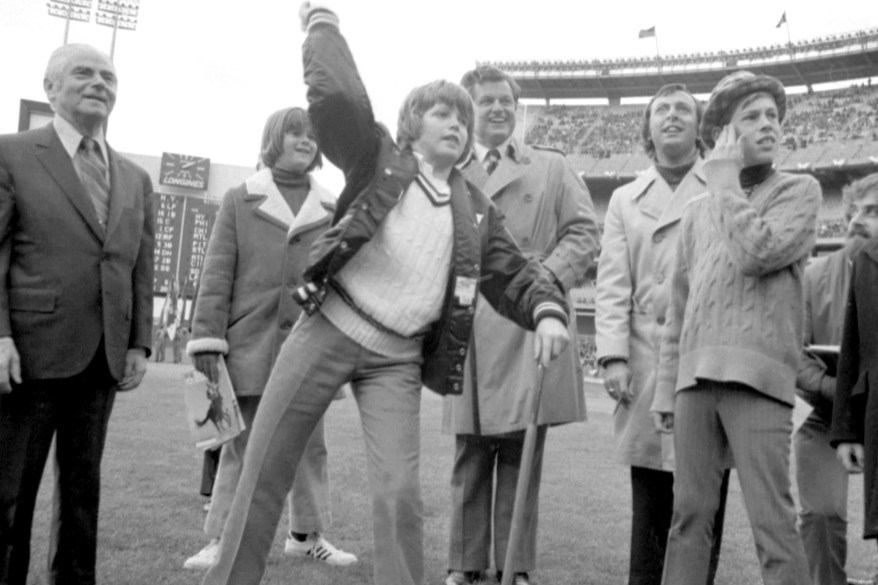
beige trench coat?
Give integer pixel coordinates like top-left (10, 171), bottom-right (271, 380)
top-left (595, 159), bottom-right (706, 470)
top-left (442, 138), bottom-right (600, 435)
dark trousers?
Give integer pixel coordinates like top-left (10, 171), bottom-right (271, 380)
top-left (200, 449), bottom-right (221, 498)
top-left (0, 351), bottom-right (116, 585)
top-left (448, 428), bottom-right (547, 574)
top-left (629, 466), bottom-right (729, 585)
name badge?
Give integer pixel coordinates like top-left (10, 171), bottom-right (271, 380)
top-left (454, 276), bottom-right (477, 307)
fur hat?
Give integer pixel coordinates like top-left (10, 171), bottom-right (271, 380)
top-left (700, 71), bottom-right (786, 148)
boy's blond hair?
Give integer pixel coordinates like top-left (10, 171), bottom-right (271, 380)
top-left (396, 80), bottom-right (474, 159)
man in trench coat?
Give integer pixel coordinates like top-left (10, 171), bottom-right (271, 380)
top-left (442, 65), bottom-right (599, 585)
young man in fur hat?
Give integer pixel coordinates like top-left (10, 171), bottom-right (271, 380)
top-left (651, 70), bottom-right (821, 585)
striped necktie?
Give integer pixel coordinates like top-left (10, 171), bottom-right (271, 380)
top-left (485, 148), bottom-right (501, 175)
top-left (77, 137), bottom-right (110, 227)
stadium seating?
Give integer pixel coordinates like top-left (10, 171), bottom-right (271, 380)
top-left (521, 83), bottom-right (878, 171)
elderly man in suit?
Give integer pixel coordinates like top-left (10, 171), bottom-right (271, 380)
top-left (442, 65), bottom-right (600, 585)
top-left (0, 43), bottom-right (154, 585)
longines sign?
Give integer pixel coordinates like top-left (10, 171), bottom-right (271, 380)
top-left (160, 152), bottom-right (210, 190)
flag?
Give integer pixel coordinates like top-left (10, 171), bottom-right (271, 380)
top-left (639, 26), bottom-right (656, 39)
top-left (776, 11), bottom-right (786, 28)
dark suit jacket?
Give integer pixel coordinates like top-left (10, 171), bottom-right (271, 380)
top-left (831, 238), bottom-right (878, 537)
top-left (0, 124), bottom-right (155, 383)
top-left (831, 239), bottom-right (878, 446)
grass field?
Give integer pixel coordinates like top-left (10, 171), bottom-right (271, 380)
top-left (20, 362), bottom-right (877, 584)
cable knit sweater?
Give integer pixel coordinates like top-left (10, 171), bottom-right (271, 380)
top-left (652, 168), bottom-right (822, 412)
top-left (320, 158), bottom-right (453, 358)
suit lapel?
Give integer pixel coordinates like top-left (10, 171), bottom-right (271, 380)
top-left (460, 150), bottom-right (488, 191)
top-left (460, 140), bottom-right (526, 201)
top-left (35, 127), bottom-right (105, 241)
top-left (629, 168), bottom-right (662, 221)
top-left (482, 151), bottom-right (525, 201)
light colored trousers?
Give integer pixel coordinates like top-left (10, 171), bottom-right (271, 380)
top-left (203, 313), bottom-right (424, 585)
top-left (204, 395), bottom-right (331, 539)
top-left (448, 428), bottom-right (547, 574)
top-left (794, 412), bottom-right (849, 585)
top-left (663, 381), bottom-right (812, 585)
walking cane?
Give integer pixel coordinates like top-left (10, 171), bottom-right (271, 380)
top-left (500, 363), bottom-right (547, 585)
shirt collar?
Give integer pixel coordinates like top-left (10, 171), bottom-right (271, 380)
top-left (53, 114), bottom-right (109, 167)
top-left (474, 137), bottom-right (512, 164)
top-left (413, 152), bottom-right (450, 195)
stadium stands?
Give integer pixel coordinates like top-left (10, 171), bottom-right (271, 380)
top-left (489, 28), bottom-right (878, 77)
top-left (521, 83), bottom-right (878, 170)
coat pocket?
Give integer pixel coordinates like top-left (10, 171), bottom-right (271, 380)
top-left (9, 288), bottom-right (56, 313)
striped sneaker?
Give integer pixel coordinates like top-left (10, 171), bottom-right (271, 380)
top-left (283, 532), bottom-right (357, 566)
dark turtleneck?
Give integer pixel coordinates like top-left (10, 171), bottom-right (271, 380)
top-left (655, 158), bottom-right (697, 192)
top-left (271, 166), bottom-right (310, 215)
top-left (739, 163), bottom-right (775, 194)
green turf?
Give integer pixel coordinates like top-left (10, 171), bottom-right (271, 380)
top-left (20, 362), bottom-right (877, 584)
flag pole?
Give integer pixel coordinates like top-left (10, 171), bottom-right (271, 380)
top-left (110, 8), bottom-right (120, 62)
top-left (784, 13), bottom-right (793, 60)
top-left (654, 30), bottom-right (661, 69)
top-left (63, 1), bottom-right (71, 44)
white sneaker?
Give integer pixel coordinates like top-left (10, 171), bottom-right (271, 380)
top-left (283, 532), bottom-right (357, 566)
top-left (183, 539), bottom-right (220, 570)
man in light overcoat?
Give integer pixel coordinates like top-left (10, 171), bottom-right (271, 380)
top-left (442, 65), bottom-right (600, 585)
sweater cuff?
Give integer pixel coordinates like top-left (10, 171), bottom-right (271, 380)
top-left (306, 6), bottom-right (339, 31)
top-left (533, 302), bottom-right (568, 328)
top-left (598, 355), bottom-right (628, 368)
top-left (186, 337), bottom-right (229, 357)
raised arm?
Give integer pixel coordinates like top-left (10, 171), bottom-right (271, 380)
top-left (301, 3), bottom-right (379, 179)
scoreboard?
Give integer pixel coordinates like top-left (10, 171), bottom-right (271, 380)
top-left (152, 193), bottom-right (220, 295)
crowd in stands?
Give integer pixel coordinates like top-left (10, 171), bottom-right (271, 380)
top-left (521, 83), bottom-right (878, 159)
top-left (485, 27), bottom-right (878, 75)
top-left (525, 105), bottom-right (642, 159)
top-left (524, 105), bottom-right (599, 155)
top-left (818, 218), bottom-right (848, 238)
top-left (784, 84), bottom-right (878, 147)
